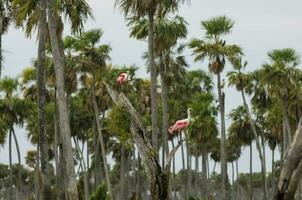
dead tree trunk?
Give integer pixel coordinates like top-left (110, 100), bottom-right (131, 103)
top-left (105, 82), bottom-right (182, 200)
top-left (277, 118), bottom-right (302, 200)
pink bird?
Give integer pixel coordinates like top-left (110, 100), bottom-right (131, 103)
top-left (168, 108), bottom-right (193, 140)
top-left (117, 71), bottom-right (130, 85)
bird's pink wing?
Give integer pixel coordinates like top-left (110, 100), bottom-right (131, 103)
top-left (169, 120), bottom-right (187, 133)
top-left (117, 73), bottom-right (126, 84)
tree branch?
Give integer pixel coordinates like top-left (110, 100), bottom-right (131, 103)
top-left (164, 140), bottom-right (183, 172)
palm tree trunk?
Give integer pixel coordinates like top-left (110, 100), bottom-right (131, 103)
top-left (272, 148), bottom-right (275, 198)
top-left (241, 90), bottom-right (268, 200)
top-left (11, 128), bottom-right (22, 199)
top-left (236, 160), bottom-right (239, 199)
top-left (202, 145), bottom-right (207, 198)
top-left (9, 130), bottom-right (13, 200)
top-left (186, 138), bottom-right (191, 196)
top-left (86, 136), bottom-right (90, 195)
top-left (217, 73), bottom-right (227, 200)
top-left (232, 161), bottom-right (234, 198)
top-left (46, 0), bottom-right (78, 198)
top-left (0, 34), bottom-right (2, 77)
top-left (250, 143), bottom-right (253, 200)
top-left (121, 145), bottom-right (126, 199)
top-left (136, 154), bottom-right (142, 200)
top-left (74, 137), bottom-right (89, 200)
top-left (148, 7), bottom-right (159, 159)
top-left (282, 100), bottom-right (292, 151)
top-left (195, 154), bottom-right (199, 195)
top-left (180, 134), bottom-right (186, 198)
top-left (53, 115), bottom-right (60, 200)
top-left (160, 53), bottom-right (169, 168)
top-left (92, 96), bottom-right (113, 199)
top-left (37, 0), bottom-right (51, 197)
top-left (171, 139), bottom-right (176, 200)
top-left (35, 143), bottom-right (40, 200)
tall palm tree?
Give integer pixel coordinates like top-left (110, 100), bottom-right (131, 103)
top-left (35, 0), bottom-right (52, 198)
top-left (228, 106), bottom-right (254, 200)
top-left (116, 0), bottom-right (187, 159)
top-left (189, 91), bottom-right (218, 198)
top-left (188, 15), bottom-right (242, 199)
top-left (0, 77), bottom-right (33, 200)
top-left (256, 48), bottom-right (301, 154)
top-left (227, 58), bottom-right (268, 199)
top-left (46, 0), bottom-right (78, 198)
top-left (0, 0), bottom-right (11, 77)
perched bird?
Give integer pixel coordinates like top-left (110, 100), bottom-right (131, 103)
top-left (168, 108), bottom-right (193, 141)
top-left (117, 71), bottom-right (130, 85)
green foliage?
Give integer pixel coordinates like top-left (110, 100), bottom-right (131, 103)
top-left (89, 183), bottom-right (111, 200)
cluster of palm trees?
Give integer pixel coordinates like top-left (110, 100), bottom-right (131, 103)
top-left (1, 0), bottom-right (302, 200)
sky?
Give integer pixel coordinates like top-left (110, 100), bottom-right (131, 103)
top-left (1, 0), bottom-right (302, 178)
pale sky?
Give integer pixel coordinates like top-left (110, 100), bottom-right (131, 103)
top-left (1, 0), bottom-right (302, 177)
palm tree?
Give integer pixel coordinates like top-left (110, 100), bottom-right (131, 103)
top-left (0, 0), bottom-right (11, 77)
top-left (228, 106), bottom-right (254, 200)
top-left (256, 48), bottom-right (301, 154)
top-left (116, 0), bottom-right (187, 159)
top-left (46, 0), bottom-right (78, 198)
top-left (0, 77), bottom-right (33, 200)
top-left (227, 58), bottom-right (268, 199)
top-left (188, 15), bottom-right (242, 199)
top-left (189, 91), bottom-right (218, 198)
top-left (35, 0), bottom-right (52, 198)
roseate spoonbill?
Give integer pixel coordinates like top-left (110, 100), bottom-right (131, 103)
top-left (168, 108), bottom-right (193, 141)
top-left (117, 71), bottom-right (130, 85)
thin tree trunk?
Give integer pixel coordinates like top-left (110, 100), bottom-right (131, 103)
top-left (180, 134), bottom-right (186, 198)
top-left (37, 0), bottom-right (51, 197)
top-left (148, 7), bottom-right (159, 159)
top-left (236, 160), bottom-right (239, 199)
top-left (207, 154), bottom-right (210, 182)
top-left (217, 73), bottom-right (227, 200)
top-left (160, 53), bottom-right (169, 168)
top-left (9, 130), bottom-right (13, 200)
top-left (171, 140), bottom-right (176, 200)
top-left (231, 162), bottom-right (234, 185)
top-left (0, 34), bottom-right (2, 77)
top-left (272, 148), bottom-right (275, 199)
top-left (54, 114), bottom-right (60, 200)
top-left (92, 96), bottom-right (113, 199)
top-left (195, 155), bottom-right (199, 195)
top-left (250, 143), bottom-right (253, 200)
top-left (282, 119), bottom-right (287, 159)
top-left (12, 129), bottom-right (22, 199)
top-left (121, 145), bottom-right (126, 199)
top-left (46, 0), bottom-right (78, 198)
top-left (74, 137), bottom-right (89, 200)
top-left (136, 154), bottom-right (142, 200)
top-left (186, 138), bottom-right (191, 197)
top-left (241, 91), bottom-right (268, 200)
top-left (282, 100), bottom-right (292, 151)
top-left (35, 144), bottom-right (40, 200)
top-left (86, 135), bottom-right (90, 196)
top-left (202, 145), bottom-right (207, 198)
